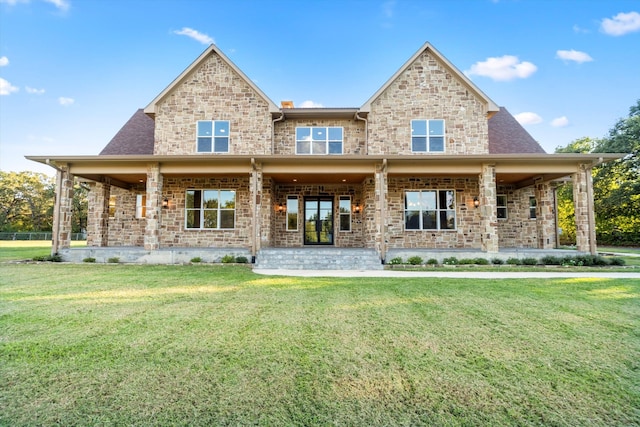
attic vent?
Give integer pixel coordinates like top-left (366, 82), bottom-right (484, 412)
top-left (281, 101), bottom-right (294, 108)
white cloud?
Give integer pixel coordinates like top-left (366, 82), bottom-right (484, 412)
top-left (601, 11), bottom-right (640, 36)
top-left (382, 0), bottom-right (395, 18)
top-left (173, 27), bottom-right (214, 45)
top-left (0, 56), bottom-right (9, 67)
top-left (26, 86), bottom-right (45, 94)
top-left (43, 0), bottom-right (69, 11)
top-left (572, 24), bottom-right (589, 34)
top-left (514, 112), bottom-right (543, 125)
top-left (556, 49), bottom-right (593, 63)
top-left (465, 55), bottom-right (537, 81)
top-left (298, 100), bottom-right (324, 108)
top-left (58, 96), bottom-right (74, 106)
top-left (0, 77), bottom-right (19, 95)
top-left (551, 116), bottom-right (569, 127)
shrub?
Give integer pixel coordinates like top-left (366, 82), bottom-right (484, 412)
top-left (83, 257), bottom-right (96, 263)
top-left (541, 255), bottom-right (562, 265)
top-left (235, 256), bottom-right (249, 264)
top-left (190, 257), bottom-right (202, 263)
top-left (388, 257), bottom-right (403, 265)
top-left (506, 258), bottom-right (521, 265)
top-left (107, 257), bottom-right (120, 264)
top-left (407, 256), bottom-right (424, 265)
top-left (427, 258), bottom-right (439, 265)
top-left (442, 257), bottom-right (458, 265)
top-left (521, 257), bottom-right (538, 266)
top-left (473, 257), bottom-right (489, 265)
top-left (458, 258), bottom-right (475, 265)
top-left (33, 254), bottom-right (62, 262)
top-left (608, 257), bottom-right (626, 266)
top-left (221, 254), bottom-right (236, 263)
top-left (491, 257), bottom-right (504, 265)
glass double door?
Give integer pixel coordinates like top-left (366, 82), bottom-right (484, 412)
top-left (304, 197), bottom-right (333, 245)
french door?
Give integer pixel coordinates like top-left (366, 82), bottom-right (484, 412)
top-left (304, 197), bottom-right (334, 245)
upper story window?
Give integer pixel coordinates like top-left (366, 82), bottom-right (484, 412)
top-left (197, 120), bottom-right (230, 153)
top-left (185, 189), bottom-right (235, 229)
top-left (405, 190), bottom-right (456, 230)
top-left (411, 119), bottom-right (445, 153)
top-left (296, 127), bottom-right (343, 155)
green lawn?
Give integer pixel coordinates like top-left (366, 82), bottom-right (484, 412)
top-left (1, 264), bottom-right (638, 426)
top-left (0, 240), bottom-right (86, 262)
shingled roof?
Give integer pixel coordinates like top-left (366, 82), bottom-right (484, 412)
top-left (99, 109), bottom-right (154, 155)
top-left (488, 107), bottom-right (546, 154)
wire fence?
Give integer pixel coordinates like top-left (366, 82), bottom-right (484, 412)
top-left (0, 232), bottom-right (86, 241)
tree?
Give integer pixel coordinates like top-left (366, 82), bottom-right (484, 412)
top-left (0, 171), bottom-right (55, 232)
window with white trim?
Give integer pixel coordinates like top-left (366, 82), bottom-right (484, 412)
top-left (497, 194), bottom-right (507, 219)
top-left (411, 119), bottom-right (445, 152)
top-left (339, 196), bottom-right (351, 232)
top-left (108, 195), bottom-right (116, 218)
top-left (185, 189), bottom-right (235, 229)
top-left (197, 120), bottom-right (230, 153)
top-left (529, 197), bottom-right (537, 219)
top-left (286, 195), bottom-right (298, 231)
top-left (296, 127), bottom-right (343, 154)
top-left (135, 194), bottom-right (146, 219)
top-left (405, 190), bottom-right (456, 230)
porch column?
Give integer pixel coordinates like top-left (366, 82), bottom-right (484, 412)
top-left (534, 181), bottom-right (556, 249)
top-left (86, 181), bottom-right (110, 247)
top-left (573, 164), bottom-right (597, 254)
top-left (51, 165), bottom-right (74, 255)
top-left (250, 160), bottom-right (263, 259)
top-left (375, 160), bottom-right (388, 261)
top-left (479, 163), bottom-right (498, 253)
top-left (144, 163), bottom-right (163, 251)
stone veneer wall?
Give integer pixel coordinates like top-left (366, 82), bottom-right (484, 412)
top-left (496, 186), bottom-right (538, 248)
top-left (367, 51), bottom-right (489, 155)
top-left (86, 182), bottom-right (110, 247)
top-left (153, 52), bottom-right (272, 156)
top-left (105, 186), bottom-right (146, 247)
top-left (273, 118), bottom-right (366, 155)
top-left (261, 177), bottom-right (275, 248)
top-left (535, 182), bottom-right (556, 249)
top-left (158, 176), bottom-right (252, 248)
top-left (385, 177), bottom-right (482, 249)
top-left (271, 184), bottom-right (364, 248)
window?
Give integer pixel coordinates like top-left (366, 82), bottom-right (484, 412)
top-left (135, 194), bottom-right (146, 219)
top-left (108, 195), bottom-right (116, 218)
top-left (411, 119), bottom-right (445, 152)
top-left (197, 120), bottom-right (230, 153)
top-left (286, 195), bottom-right (298, 231)
top-left (339, 196), bottom-right (351, 232)
top-left (296, 127), bottom-right (343, 154)
top-left (497, 195), bottom-right (507, 219)
top-left (185, 189), bottom-right (235, 229)
top-left (405, 190), bottom-right (455, 230)
top-left (529, 197), bottom-right (537, 219)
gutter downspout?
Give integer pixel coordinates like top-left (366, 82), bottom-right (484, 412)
top-left (355, 112), bottom-right (368, 155)
top-left (271, 112), bottom-right (285, 155)
top-left (46, 159), bottom-right (64, 256)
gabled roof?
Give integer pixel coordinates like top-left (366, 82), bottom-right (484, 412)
top-left (99, 109), bottom-right (154, 155)
top-left (143, 44), bottom-right (280, 116)
top-left (488, 107), bottom-right (546, 154)
top-left (360, 42), bottom-right (500, 115)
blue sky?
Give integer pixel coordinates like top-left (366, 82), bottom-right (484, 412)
top-left (1, 0), bottom-right (639, 175)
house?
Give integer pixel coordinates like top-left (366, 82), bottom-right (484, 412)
top-left (27, 42), bottom-right (619, 268)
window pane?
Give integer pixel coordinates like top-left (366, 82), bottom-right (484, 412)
top-left (423, 191), bottom-right (436, 210)
top-left (214, 120), bottom-right (229, 136)
top-left (412, 137), bottom-right (427, 152)
top-left (297, 140), bottom-right (310, 154)
top-left (497, 207), bottom-right (507, 219)
top-left (405, 211), bottom-right (420, 229)
top-left (429, 120), bottom-right (444, 135)
top-left (312, 127), bottom-right (326, 141)
top-left (497, 195), bottom-right (507, 206)
top-left (204, 210), bottom-right (218, 228)
top-left (287, 197), bottom-right (298, 212)
top-left (328, 127), bottom-right (342, 141)
top-left (429, 136), bottom-right (444, 152)
top-left (439, 190), bottom-right (455, 209)
top-left (340, 214), bottom-right (350, 231)
top-left (328, 141), bottom-right (342, 154)
top-left (405, 192), bottom-right (421, 209)
top-left (186, 190), bottom-right (199, 209)
top-left (423, 211), bottom-right (437, 229)
top-left (312, 140), bottom-right (326, 154)
top-left (287, 212), bottom-right (298, 231)
top-left (197, 121), bottom-right (212, 137)
top-left (411, 120), bottom-right (426, 136)
top-left (296, 127), bottom-right (311, 141)
top-left (220, 210), bottom-right (234, 229)
top-left (339, 197), bottom-right (350, 213)
top-left (197, 137), bottom-right (212, 152)
top-left (186, 210), bottom-right (200, 228)
top-left (440, 211), bottom-right (456, 229)
top-left (214, 137), bottom-right (228, 152)
top-left (220, 191), bottom-right (235, 209)
top-left (203, 190), bottom-right (218, 208)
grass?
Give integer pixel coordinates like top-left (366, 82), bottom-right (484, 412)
top-left (1, 263), bottom-right (639, 426)
top-left (0, 240), bottom-right (86, 262)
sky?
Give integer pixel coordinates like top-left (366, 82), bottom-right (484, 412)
top-left (1, 0), bottom-right (639, 175)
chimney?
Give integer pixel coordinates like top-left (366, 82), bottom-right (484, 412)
top-left (281, 101), bottom-right (294, 109)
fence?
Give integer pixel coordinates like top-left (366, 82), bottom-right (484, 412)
top-left (0, 232), bottom-right (86, 241)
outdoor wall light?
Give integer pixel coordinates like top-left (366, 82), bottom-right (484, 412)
top-left (354, 204), bottom-right (362, 214)
top-left (162, 198), bottom-right (169, 209)
top-left (473, 197), bottom-right (480, 209)
top-left (277, 203), bottom-right (286, 213)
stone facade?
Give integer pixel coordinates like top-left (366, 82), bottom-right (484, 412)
top-left (274, 118), bottom-right (366, 155)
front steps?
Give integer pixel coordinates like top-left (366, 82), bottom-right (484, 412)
top-left (254, 247), bottom-right (384, 270)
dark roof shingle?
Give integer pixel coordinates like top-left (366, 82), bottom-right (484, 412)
top-left (99, 109), bottom-right (154, 155)
top-left (488, 107), bottom-right (546, 154)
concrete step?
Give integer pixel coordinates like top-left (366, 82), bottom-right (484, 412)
top-left (255, 247), bottom-right (383, 270)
